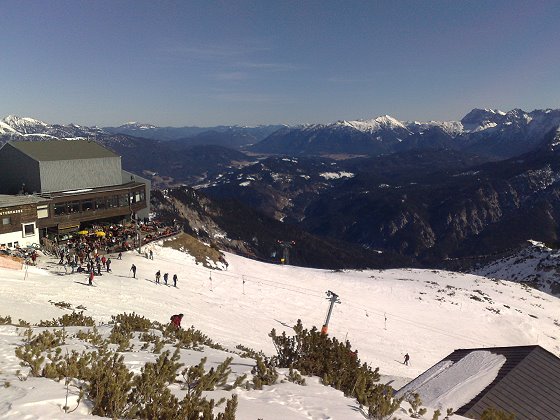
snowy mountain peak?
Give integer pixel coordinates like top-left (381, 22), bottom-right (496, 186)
top-left (2, 115), bottom-right (48, 131)
top-left (120, 122), bottom-right (158, 130)
top-left (460, 108), bottom-right (509, 133)
top-left (0, 120), bottom-right (18, 135)
top-left (372, 114), bottom-right (405, 127)
top-left (336, 115), bottom-right (408, 133)
top-left (406, 120), bottom-right (465, 136)
top-left (484, 108), bottom-right (506, 116)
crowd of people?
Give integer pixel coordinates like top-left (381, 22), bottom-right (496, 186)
top-left (40, 220), bottom-right (174, 263)
top-left (37, 219), bottom-right (178, 282)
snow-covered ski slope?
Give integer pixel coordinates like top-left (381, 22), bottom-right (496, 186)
top-left (1, 243), bottom-right (559, 418)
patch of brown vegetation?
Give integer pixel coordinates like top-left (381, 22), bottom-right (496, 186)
top-left (162, 233), bottom-right (225, 269)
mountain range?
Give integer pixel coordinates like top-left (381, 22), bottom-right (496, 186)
top-left (1, 110), bottom-right (559, 268)
top-left (192, 128), bottom-right (560, 267)
top-left (2, 108), bottom-right (560, 159)
top-left (250, 108), bottom-right (560, 159)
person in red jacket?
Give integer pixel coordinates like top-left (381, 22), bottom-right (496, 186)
top-left (170, 313), bottom-right (183, 329)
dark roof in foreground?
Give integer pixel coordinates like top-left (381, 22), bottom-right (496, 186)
top-left (6, 140), bottom-right (119, 161)
top-left (399, 345), bottom-right (560, 420)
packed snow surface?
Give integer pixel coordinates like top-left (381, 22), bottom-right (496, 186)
top-left (0, 244), bottom-right (559, 419)
top-left (397, 350), bottom-right (506, 409)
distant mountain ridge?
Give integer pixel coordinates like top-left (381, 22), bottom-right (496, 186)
top-left (0, 115), bottom-right (105, 140)
top-left (250, 108), bottom-right (560, 159)
top-left (3, 108), bottom-right (560, 158)
top-left (104, 122), bottom-right (285, 148)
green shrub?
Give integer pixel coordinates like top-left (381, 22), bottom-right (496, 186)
top-left (181, 356), bottom-right (233, 392)
top-left (127, 349), bottom-right (184, 419)
top-left (87, 350), bottom-right (134, 418)
top-left (48, 300), bottom-right (73, 310)
top-left (164, 324), bottom-right (221, 350)
top-left (251, 355), bottom-right (278, 390)
top-left (38, 311), bottom-right (95, 327)
top-left (111, 312), bottom-right (153, 333)
top-left (235, 344), bottom-right (265, 360)
top-left (270, 319), bottom-right (379, 396)
top-left (75, 326), bottom-right (106, 348)
top-left (108, 325), bottom-right (133, 352)
top-left (407, 392), bottom-right (427, 418)
top-left (364, 384), bottom-right (403, 420)
top-left (42, 349), bottom-right (97, 382)
top-left (270, 320), bottom-right (397, 418)
top-left (0, 315), bottom-right (12, 325)
top-left (287, 366), bottom-right (306, 385)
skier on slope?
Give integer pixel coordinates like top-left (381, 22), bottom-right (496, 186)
top-left (404, 353), bottom-right (410, 366)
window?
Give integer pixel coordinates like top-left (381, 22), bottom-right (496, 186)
top-left (96, 198), bottom-right (107, 210)
top-left (54, 203), bottom-right (67, 215)
top-left (108, 196), bottom-right (119, 208)
top-left (37, 204), bottom-right (49, 219)
top-left (7, 242), bottom-right (12, 248)
top-left (69, 201), bottom-right (80, 213)
top-left (82, 200), bottom-right (94, 211)
top-left (23, 223), bottom-right (35, 236)
top-left (2, 217), bottom-right (10, 225)
top-left (119, 194), bottom-right (128, 207)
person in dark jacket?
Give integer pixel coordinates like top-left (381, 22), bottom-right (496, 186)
top-left (173, 274), bottom-right (178, 287)
top-left (155, 270), bottom-right (161, 284)
top-left (163, 272), bottom-right (169, 285)
top-left (170, 313), bottom-right (183, 329)
top-left (404, 353), bottom-right (410, 366)
top-left (130, 264), bottom-right (136, 278)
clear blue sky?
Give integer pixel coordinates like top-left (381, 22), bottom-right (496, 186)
top-left (2, 0), bottom-right (559, 127)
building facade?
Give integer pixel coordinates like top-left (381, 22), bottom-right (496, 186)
top-left (0, 140), bottom-right (149, 242)
top-left (0, 195), bottom-right (47, 248)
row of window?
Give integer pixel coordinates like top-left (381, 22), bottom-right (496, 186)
top-left (0, 241), bottom-right (19, 248)
top-left (0, 223), bottom-right (35, 248)
top-left (53, 191), bottom-right (145, 216)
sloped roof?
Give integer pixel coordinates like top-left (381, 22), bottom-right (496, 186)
top-left (0, 194), bottom-right (48, 208)
top-left (7, 140), bottom-right (118, 161)
top-left (398, 345), bottom-right (560, 420)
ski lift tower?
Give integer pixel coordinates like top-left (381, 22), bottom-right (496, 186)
top-left (277, 240), bottom-right (295, 265)
top-left (321, 290), bottom-right (340, 335)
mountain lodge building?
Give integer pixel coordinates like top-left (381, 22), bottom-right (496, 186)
top-left (0, 140), bottom-right (149, 246)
